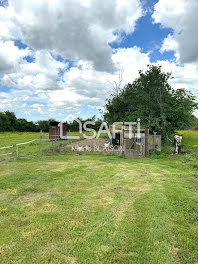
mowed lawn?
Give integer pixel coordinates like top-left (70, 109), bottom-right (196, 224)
top-left (0, 132), bottom-right (198, 264)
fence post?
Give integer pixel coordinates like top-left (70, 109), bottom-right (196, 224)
top-left (39, 130), bottom-right (42, 154)
top-left (16, 145), bottom-right (19, 158)
top-left (154, 132), bottom-right (157, 152)
top-left (145, 128), bottom-right (149, 157)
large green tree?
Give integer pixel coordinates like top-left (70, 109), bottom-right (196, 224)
top-left (0, 112), bottom-right (10, 132)
top-left (104, 65), bottom-right (198, 140)
top-left (4, 111), bottom-right (17, 131)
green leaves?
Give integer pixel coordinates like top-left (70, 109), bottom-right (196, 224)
top-left (104, 65), bottom-right (198, 141)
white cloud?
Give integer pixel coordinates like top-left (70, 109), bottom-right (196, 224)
top-left (30, 103), bottom-right (44, 114)
top-left (47, 47), bottom-right (151, 110)
top-left (5, 0), bottom-right (143, 72)
top-left (0, 40), bottom-right (30, 73)
top-left (0, 0), bottom-right (198, 120)
top-left (153, 0), bottom-right (198, 64)
top-left (0, 0), bottom-right (145, 119)
top-left (0, 5), bottom-right (21, 40)
top-left (0, 47), bottom-right (152, 119)
top-left (2, 50), bottom-right (67, 90)
top-left (152, 0), bottom-right (186, 30)
top-left (40, 47), bottom-right (198, 115)
top-left (160, 34), bottom-right (179, 54)
top-left (112, 46), bottom-right (150, 83)
top-left (1, 44), bottom-right (198, 120)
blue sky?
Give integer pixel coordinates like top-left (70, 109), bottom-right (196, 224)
top-left (0, 0), bottom-right (197, 121)
top-left (111, 14), bottom-right (176, 64)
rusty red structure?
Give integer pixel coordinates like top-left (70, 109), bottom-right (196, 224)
top-left (49, 121), bottom-right (67, 141)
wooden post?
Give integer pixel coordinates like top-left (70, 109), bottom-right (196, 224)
top-left (16, 145), bottom-right (19, 158)
top-left (39, 130), bottom-right (42, 154)
top-left (154, 132), bottom-right (157, 152)
top-left (121, 126), bottom-right (124, 148)
top-left (145, 128), bottom-right (149, 157)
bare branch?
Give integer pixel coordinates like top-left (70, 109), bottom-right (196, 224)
top-left (106, 69), bottom-right (124, 97)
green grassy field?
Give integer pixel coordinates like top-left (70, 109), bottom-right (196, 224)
top-left (0, 131), bottom-right (197, 263)
top-left (0, 131), bottom-right (108, 148)
top-left (0, 132), bottom-right (85, 159)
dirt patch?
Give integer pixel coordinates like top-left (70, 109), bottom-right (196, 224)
top-left (113, 202), bottom-right (132, 224)
top-left (37, 202), bottom-right (58, 213)
top-left (169, 246), bottom-right (179, 256)
top-left (125, 183), bottom-right (151, 194)
top-left (88, 193), bottom-right (114, 208)
top-left (39, 244), bottom-right (77, 264)
top-left (36, 161), bottom-right (70, 172)
top-left (0, 170), bottom-right (14, 177)
top-left (0, 189), bottom-right (18, 201)
top-left (0, 244), bottom-right (15, 260)
top-left (15, 192), bottom-right (43, 203)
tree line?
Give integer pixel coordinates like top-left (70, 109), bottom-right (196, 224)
top-left (0, 111), bottom-right (103, 133)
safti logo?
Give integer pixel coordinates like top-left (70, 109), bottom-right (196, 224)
top-left (59, 118), bottom-right (141, 140)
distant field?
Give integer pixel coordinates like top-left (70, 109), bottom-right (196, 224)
top-left (0, 131), bottom-right (87, 147)
top-left (0, 130), bottom-right (197, 263)
top-left (0, 132), bottom-right (89, 158)
top-left (178, 130), bottom-right (198, 149)
top-left (0, 131), bottom-right (108, 147)
top-left (0, 132), bottom-right (45, 147)
top-left (0, 131), bottom-right (109, 160)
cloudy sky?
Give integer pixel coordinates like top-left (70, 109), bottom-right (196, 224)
top-left (0, 0), bottom-right (198, 121)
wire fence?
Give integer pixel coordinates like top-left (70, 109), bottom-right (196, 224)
top-left (1, 131), bottom-right (197, 162)
top-left (0, 132), bottom-right (79, 162)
